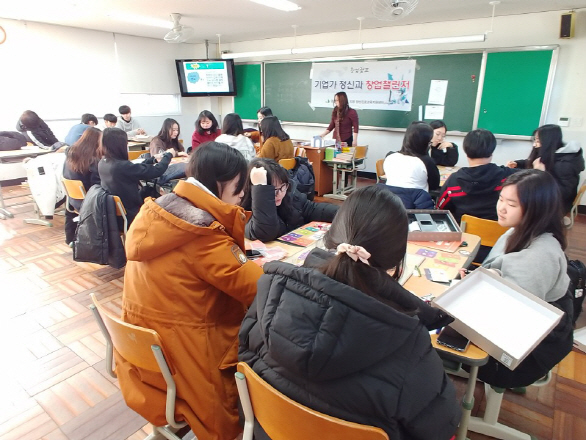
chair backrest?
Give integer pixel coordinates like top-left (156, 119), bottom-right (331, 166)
top-left (128, 150), bottom-right (148, 160)
top-left (112, 195), bottom-right (128, 236)
top-left (279, 158), bottom-right (297, 170)
top-left (235, 362), bottom-right (389, 440)
top-left (294, 146), bottom-right (307, 157)
top-left (573, 182), bottom-right (586, 209)
top-left (354, 145), bottom-right (368, 160)
top-left (460, 214), bottom-right (508, 248)
top-left (89, 293), bottom-right (185, 431)
top-left (62, 178), bottom-right (87, 200)
top-left (375, 159), bottom-right (386, 182)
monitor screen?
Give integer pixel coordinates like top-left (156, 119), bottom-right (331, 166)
top-left (175, 59), bottom-right (237, 97)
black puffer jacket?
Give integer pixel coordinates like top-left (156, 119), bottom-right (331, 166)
top-left (244, 180), bottom-right (338, 242)
top-left (16, 118), bottom-right (59, 147)
top-left (239, 258), bottom-right (461, 440)
top-left (430, 143), bottom-right (459, 167)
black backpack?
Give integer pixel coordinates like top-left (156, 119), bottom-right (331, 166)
top-left (568, 259), bottom-right (586, 324)
top-left (288, 157), bottom-right (315, 200)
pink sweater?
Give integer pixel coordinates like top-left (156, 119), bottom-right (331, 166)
top-left (191, 128), bottom-right (221, 150)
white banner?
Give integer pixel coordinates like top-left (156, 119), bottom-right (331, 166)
top-left (310, 60), bottom-right (416, 111)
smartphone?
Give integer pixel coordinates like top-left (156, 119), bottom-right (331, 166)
top-left (245, 249), bottom-right (262, 259)
top-left (437, 326), bottom-right (470, 352)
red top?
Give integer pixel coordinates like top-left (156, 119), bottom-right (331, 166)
top-left (191, 128), bottom-right (221, 150)
top-left (326, 108), bottom-right (359, 143)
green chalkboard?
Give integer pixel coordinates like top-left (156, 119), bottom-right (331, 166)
top-left (478, 50), bottom-right (553, 136)
top-left (265, 53), bottom-right (483, 132)
top-left (234, 64), bottom-right (261, 120)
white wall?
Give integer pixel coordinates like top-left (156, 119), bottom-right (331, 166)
top-left (223, 10), bottom-right (586, 205)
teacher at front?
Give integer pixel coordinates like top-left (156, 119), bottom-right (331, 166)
top-left (320, 91), bottom-right (359, 147)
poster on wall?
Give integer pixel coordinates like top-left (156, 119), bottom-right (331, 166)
top-left (310, 60), bottom-right (416, 111)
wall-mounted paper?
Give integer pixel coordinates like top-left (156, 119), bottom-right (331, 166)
top-left (428, 80), bottom-right (448, 105)
top-left (418, 105), bottom-right (423, 120)
top-left (425, 105), bottom-right (445, 120)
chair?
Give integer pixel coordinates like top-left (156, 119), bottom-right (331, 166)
top-left (294, 146), bottom-right (307, 158)
top-left (460, 214), bottom-right (508, 266)
top-left (112, 195), bottom-right (128, 242)
top-left (61, 178), bottom-right (86, 213)
top-left (467, 373), bottom-right (551, 440)
top-left (128, 149), bottom-right (148, 160)
top-left (375, 158), bottom-right (386, 183)
top-left (279, 158), bottom-right (297, 170)
top-left (235, 362), bottom-right (389, 440)
top-left (89, 293), bottom-right (187, 440)
top-left (567, 182), bottom-right (586, 229)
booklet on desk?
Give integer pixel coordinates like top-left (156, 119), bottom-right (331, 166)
top-left (277, 222), bottom-right (330, 247)
top-left (432, 268), bottom-right (563, 371)
top-left (573, 327), bottom-right (586, 353)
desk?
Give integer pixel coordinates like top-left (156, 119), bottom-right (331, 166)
top-left (322, 153), bottom-right (355, 201)
top-left (128, 136), bottom-right (152, 151)
top-left (300, 145), bottom-right (333, 197)
top-left (438, 165), bottom-right (460, 185)
top-left (0, 147), bottom-right (51, 219)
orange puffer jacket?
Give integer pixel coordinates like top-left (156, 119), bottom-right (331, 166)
top-left (116, 180), bottom-right (263, 440)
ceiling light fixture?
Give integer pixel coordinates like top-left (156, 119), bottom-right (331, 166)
top-left (250, 0), bottom-right (301, 12)
top-left (222, 34), bottom-right (486, 59)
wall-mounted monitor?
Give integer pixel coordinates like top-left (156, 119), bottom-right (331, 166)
top-left (175, 59), bottom-right (237, 97)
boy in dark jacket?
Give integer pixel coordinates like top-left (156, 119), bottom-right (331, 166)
top-left (437, 129), bottom-right (518, 223)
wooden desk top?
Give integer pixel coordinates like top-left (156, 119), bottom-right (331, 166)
top-left (430, 334), bottom-right (489, 366)
top-left (0, 147), bottom-right (51, 160)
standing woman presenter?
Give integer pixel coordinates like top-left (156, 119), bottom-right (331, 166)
top-left (320, 91), bottom-right (359, 146)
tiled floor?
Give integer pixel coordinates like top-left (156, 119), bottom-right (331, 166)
top-left (1, 181), bottom-right (586, 440)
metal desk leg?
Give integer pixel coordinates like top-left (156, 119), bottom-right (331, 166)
top-left (332, 163), bottom-right (339, 195)
top-left (0, 181), bottom-right (15, 219)
top-left (456, 364), bottom-right (479, 440)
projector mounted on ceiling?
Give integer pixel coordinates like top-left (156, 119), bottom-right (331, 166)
top-left (164, 13), bottom-right (195, 43)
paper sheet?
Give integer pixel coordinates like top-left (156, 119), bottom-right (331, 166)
top-left (425, 105), bottom-right (445, 120)
top-left (428, 80), bottom-right (448, 105)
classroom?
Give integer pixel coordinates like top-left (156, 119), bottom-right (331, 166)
top-left (1, 1), bottom-right (586, 440)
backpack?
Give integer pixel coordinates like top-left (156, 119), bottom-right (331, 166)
top-left (568, 259), bottom-right (586, 324)
top-left (288, 157), bottom-right (315, 200)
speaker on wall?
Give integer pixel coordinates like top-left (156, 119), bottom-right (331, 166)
top-left (560, 11), bottom-right (575, 39)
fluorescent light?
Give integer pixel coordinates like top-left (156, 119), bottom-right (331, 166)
top-left (363, 34), bottom-right (486, 49)
top-left (223, 49), bottom-right (293, 59)
top-left (108, 13), bottom-right (171, 29)
top-left (222, 34), bottom-right (486, 59)
top-left (250, 0), bottom-right (301, 12)
top-left (292, 44), bottom-right (363, 54)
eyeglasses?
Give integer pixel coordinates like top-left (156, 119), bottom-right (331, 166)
top-left (274, 183), bottom-right (289, 195)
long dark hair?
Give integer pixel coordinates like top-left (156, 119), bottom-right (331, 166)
top-left (155, 118), bottom-right (183, 153)
top-left (257, 107), bottom-right (273, 118)
top-left (400, 121), bottom-right (433, 157)
top-left (66, 127), bottom-right (102, 174)
top-left (322, 185), bottom-right (417, 314)
top-left (222, 113), bottom-right (244, 136)
top-left (502, 169), bottom-right (566, 254)
top-left (331, 91), bottom-right (349, 122)
top-left (260, 116), bottom-right (290, 141)
top-left (196, 110), bottom-right (219, 135)
top-left (526, 124), bottom-right (563, 171)
top-left (241, 157), bottom-right (293, 217)
top-left (186, 141), bottom-right (247, 199)
top-left (101, 128), bottom-right (128, 160)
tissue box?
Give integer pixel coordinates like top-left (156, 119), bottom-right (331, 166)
top-left (432, 268), bottom-right (563, 370)
top-left (407, 210), bottom-right (462, 241)
top-left (573, 327), bottom-right (586, 353)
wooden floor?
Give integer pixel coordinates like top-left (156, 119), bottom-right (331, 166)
top-left (1, 180), bottom-right (586, 440)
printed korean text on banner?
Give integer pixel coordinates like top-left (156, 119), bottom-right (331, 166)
top-left (311, 60), bottom-right (416, 111)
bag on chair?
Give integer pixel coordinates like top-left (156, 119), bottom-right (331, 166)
top-left (288, 157), bottom-right (315, 200)
top-left (568, 258), bottom-right (586, 324)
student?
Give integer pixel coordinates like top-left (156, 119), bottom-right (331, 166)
top-left (64, 113), bottom-right (98, 146)
top-left (506, 124), bottom-right (584, 213)
top-left (257, 116), bottom-right (294, 161)
top-left (191, 110), bottom-right (220, 151)
top-left (383, 121), bottom-right (440, 192)
top-left (429, 120), bottom-right (459, 166)
top-left (320, 91), bottom-right (359, 146)
top-left (462, 169), bottom-right (574, 388)
top-left (437, 129), bottom-right (518, 223)
top-left (216, 113), bottom-right (255, 161)
top-left (257, 106), bottom-right (273, 123)
top-left (16, 110), bottom-right (59, 147)
top-left (239, 185), bottom-right (460, 440)
top-left (242, 158), bottom-right (338, 242)
top-left (115, 105), bottom-right (146, 137)
top-left (244, 106), bottom-right (274, 147)
top-left (62, 127), bottom-right (102, 244)
top-left (98, 127), bottom-right (171, 225)
top-left (149, 118), bottom-right (186, 157)
top-left (103, 113), bottom-right (117, 128)
top-left (117, 142), bottom-right (263, 440)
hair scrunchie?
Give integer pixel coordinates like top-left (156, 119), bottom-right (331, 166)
top-left (336, 243), bottom-right (371, 265)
